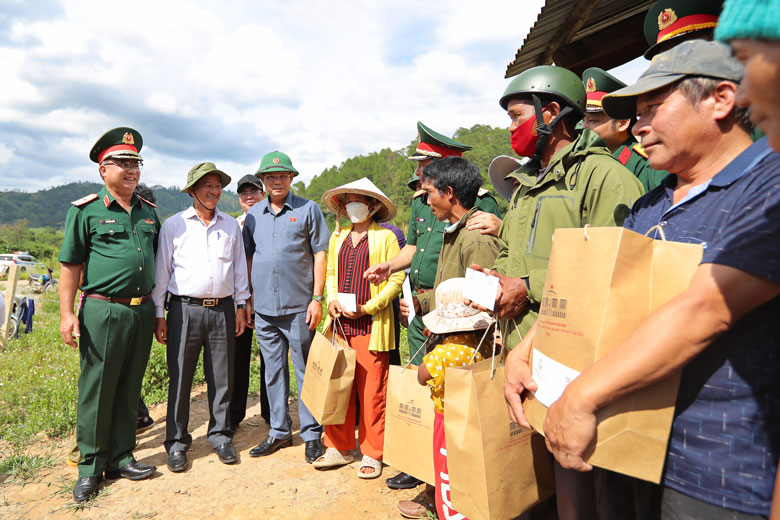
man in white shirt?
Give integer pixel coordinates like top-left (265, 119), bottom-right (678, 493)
top-left (152, 162), bottom-right (249, 473)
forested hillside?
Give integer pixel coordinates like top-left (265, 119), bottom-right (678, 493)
top-left (0, 183), bottom-right (242, 227)
top-left (0, 123), bottom-right (513, 229)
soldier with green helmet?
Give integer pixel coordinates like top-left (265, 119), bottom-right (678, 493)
top-left (472, 65), bottom-right (643, 519)
top-left (59, 127), bottom-right (159, 502)
top-left (364, 121), bottom-right (501, 495)
top-left (582, 67), bottom-right (667, 192)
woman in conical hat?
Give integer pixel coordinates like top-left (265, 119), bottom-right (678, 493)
top-left (313, 178), bottom-right (403, 479)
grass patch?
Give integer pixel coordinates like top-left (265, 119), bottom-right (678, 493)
top-left (0, 444), bottom-right (58, 484)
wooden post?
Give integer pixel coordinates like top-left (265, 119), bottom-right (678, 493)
top-left (0, 264), bottom-right (20, 348)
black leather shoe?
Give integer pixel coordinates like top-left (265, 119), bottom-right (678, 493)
top-left (304, 439), bottom-right (323, 463)
top-left (105, 460), bottom-right (156, 481)
top-left (249, 435), bottom-right (292, 457)
top-left (386, 471), bottom-right (423, 489)
top-left (136, 416), bottom-right (155, 433)
top-left (167, 451), bottom-right (187, 472)
top-left (73, 476), bottom-right (101, 502)
top-left (214, 443), bottom-right (237, 464)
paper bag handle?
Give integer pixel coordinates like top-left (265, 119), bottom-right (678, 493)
top-left (644, 225), bottom-right (667, 241)
top-left (330, 317), bottom-right (352, 350)
top-left (402, 335), bottom-right (431, 373)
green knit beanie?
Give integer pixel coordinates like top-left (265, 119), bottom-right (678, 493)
top-left (716, 0), bottom-right (780, 41)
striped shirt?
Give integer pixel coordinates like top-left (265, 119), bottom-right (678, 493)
top-left (337, 233), bottom-right (371, 336)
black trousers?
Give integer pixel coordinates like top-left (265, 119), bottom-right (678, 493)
top-left (230, 325), bottom-right (269, 427)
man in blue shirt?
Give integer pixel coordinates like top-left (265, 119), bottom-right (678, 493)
top-left (504, 41), bottom-right (780, 519)
top-left (243, 151), bottom-right (329, 464)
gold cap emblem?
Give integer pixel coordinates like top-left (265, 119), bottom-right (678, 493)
top-left (122, 132), bottom-right (135, 145)
top-left (658, 8), bottom-right (677, 30)
top-left (586, 77), bottom-right (596, 93)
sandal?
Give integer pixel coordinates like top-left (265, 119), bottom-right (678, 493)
top-left (357, 455), bottom-right (382, 479)
top-left (312, 448), bottom-right (355, 469)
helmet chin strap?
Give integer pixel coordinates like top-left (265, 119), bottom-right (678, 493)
top-left (530, 94), bottom-right (575, 170)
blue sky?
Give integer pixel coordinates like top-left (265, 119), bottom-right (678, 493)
top-left (0, 0), bottom-right (647, 192)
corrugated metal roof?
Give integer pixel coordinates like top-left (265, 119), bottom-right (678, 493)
top-left (506, 0), bottom-right (654, 77)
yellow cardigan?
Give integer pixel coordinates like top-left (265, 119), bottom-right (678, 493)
top-left (323, 221), bottom-right (405, 352)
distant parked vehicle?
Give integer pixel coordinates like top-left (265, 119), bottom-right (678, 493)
top-left (29, 267), bottom-right (57, 293)
top-left (0, 252), bottom-right (38, 273)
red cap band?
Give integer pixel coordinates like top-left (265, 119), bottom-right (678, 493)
top-left (98, 144), bottom-right (139, 164)
top-left (586, 91), bottom-right (608, 107)
top-left (657, 14), bottom-right (718, 43)
top-left (416, 141), bottom-right (463, 159)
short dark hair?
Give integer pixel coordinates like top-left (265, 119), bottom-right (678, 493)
top-left (421, 157), bottom-right (483, 209)
top-left (134, 183), bottom-right (156, 204)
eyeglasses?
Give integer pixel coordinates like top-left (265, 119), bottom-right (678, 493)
top-left (262, 173), bottom-right (291, 183)
top-left (103, 159), bottom-right (143, 171)
top-left (238, 188), bottom-right (263, 198)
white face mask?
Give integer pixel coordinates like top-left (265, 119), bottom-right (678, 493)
top-left (345, 201), bottom-right (371, 223)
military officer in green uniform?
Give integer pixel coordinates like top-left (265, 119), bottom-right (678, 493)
top-left (472, 66), bottom-right (643, 520)
top-left (581, 67), bottom-right (668, 192)
top-left (364, 121), bottom-right (502, 493)
top-left (59, 127), bottom-right (160, 502)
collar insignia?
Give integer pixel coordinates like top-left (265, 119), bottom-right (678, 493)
top-left (658, 8), bottom-right (677, 30)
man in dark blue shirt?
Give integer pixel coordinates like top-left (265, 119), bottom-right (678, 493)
top-left (504, 41), bottom-right (780, 519)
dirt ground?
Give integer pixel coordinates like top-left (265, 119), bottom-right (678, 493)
top-left (0, 387), bottom-right (422, 520)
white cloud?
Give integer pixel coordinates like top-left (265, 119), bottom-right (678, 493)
top-left (0, 0), bottom-right (553, 192)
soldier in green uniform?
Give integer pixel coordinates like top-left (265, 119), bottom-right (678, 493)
top-left (59, 127), bottom-right (160, 502)
top-left (364, 121), bottom-right (502, 494)
top-left (581, 67), bottom-right (668, 192)
top-left (473, 66), bottom-right (643, 520)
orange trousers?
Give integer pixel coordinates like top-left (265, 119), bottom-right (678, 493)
top-left (323, 334), bottom-right (389, 460)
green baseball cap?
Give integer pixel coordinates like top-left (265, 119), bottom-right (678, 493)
top-left (716, 0), bottom-right (780, 42)
top-left (407, 122), bottom-right (472, 161)
top-left (255, 151), bottom-right (299, 177)
top-left (582, 67), bottom-right (627, 113)
top-left (500, 65), bottom-right (586, 114)
top-left (181, 162), bottom-right (231, 193)
top-left (602, 40), bottom-right (743, 120)
top-left (90, 127), bottom-right (143, 163)
top-left (643, 0), bottom-right (722, 59)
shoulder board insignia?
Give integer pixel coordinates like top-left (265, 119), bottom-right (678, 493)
top-left (71, 193), bottom-right (98, 206)
top-left (477, 188), bottom-right (490, 197)
top-left (412, 190), bottom-right (425, 199)
top-left (617, 147), bottom-right (632, 166)
top-left (136, 195), bottom-right (157, 208)
top-left (632, 143), bottom-right (648, 159)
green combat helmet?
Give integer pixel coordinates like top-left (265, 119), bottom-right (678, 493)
top-left (499, 65), bottom-right (586, 167)
top-left (255, 150), bottom-right (299, 177)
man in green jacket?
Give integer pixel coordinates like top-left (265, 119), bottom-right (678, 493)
top-left (581, 67), bottom-right (667, 192)
top-left (473, 65), bottom-right (643, 520)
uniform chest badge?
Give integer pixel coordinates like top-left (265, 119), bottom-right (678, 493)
top-left (144, 218), bottom-right (154, 224)
top-left (289, 217), bottom-right (297, 222)
top-left (416, 218), bottom-right (426, 222)
top-left (100, 219), bottom-right (118, 224)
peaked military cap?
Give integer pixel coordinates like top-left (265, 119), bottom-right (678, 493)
top-left (89, 127), bottom-right (143, 163)
top-left (181, 162), bottom-right (231, 193)
top-left (255, 151), bottom-right (299, 177)
top-left (407, 122), bottom-right (472, 161)
top-left (237, 174), bottom-right (264, 191)
top-left (644, 0), bottom-right (723, 59)
top-left (581, 68), bottom-right (627, 113)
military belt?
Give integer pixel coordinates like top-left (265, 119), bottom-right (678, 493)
top-left (170, 295), bottom-right (233, 307)
top-left (85, 292), bottom-right (151, 306)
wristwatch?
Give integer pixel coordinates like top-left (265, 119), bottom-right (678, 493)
top-left (237, 304), bottom-right (245, 309)
top-left (312, 295), bottom-right (323, 302)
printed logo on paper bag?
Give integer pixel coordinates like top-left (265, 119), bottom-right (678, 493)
top-left (540, 289), bottom-right (567, 319)
top-left (311, 360), bottom-right (323, 377)
top-left (398, 400), bottom-right (423, 423)
top-left (509, 421), bottom-right (525, 438)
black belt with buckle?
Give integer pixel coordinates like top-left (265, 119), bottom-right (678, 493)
top-left (170, 295), bottom-right (233, 307)
top-left (85, 292), bottom-right (151, 306)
